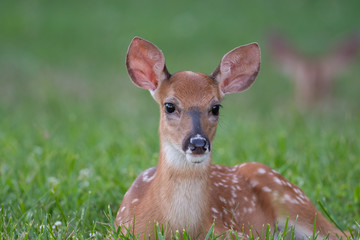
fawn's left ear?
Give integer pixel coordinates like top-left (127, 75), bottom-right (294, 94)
top-left (126, 37), bottom-right (170, 91)
top-left (211, 43), bottom-right (261, 95)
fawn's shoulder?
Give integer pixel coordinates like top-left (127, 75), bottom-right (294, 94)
top-left (125, 167), bottom-right (157, 200)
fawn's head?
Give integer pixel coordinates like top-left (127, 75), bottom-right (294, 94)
top-left (126, 37), bottom-right (260, 168)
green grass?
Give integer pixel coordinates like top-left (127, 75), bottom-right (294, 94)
top-left (1, 0), bottom-right (360, 239)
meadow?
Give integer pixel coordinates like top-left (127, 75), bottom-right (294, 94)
top-left (0, 0), bottom-right (359, 239)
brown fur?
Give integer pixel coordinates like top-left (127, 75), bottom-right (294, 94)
top-left (115, 37), bottom-right (348, 239)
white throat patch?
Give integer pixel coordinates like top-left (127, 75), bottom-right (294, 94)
top-left (166, 177), bottom-right (207, 232)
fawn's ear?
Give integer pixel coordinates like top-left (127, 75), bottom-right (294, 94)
top-left (267, 33), bottom-right (303, 78)
top-left (211, 43), bottom-right (260, 95)
top-left (126, 37), bottom-right (170, 90)
top-left (324, 33), bottom-right (360, 76)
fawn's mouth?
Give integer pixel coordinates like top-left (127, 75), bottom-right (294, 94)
top-left (185, 151), bottom-right (210, 164)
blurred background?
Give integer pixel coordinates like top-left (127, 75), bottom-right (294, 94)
top-left (1, 0), bottom-right (359, 114)
top-left (0, 0), bottom-right (359, 237)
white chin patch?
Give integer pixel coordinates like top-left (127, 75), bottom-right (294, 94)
top-left (163, 142), bottom-right (210, 169)
top-left (185, 152), bottom-right (210, 164)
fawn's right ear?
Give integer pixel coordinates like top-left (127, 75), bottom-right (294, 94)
top-left (126, 37), bottom-right (170, 90)
top-left (211, 43), bottom-right (261, 95)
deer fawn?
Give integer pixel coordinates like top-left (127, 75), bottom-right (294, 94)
top-left (268, 32), bottom-right (360, 109)
top-left (115, 37), bottom-right (348, 239)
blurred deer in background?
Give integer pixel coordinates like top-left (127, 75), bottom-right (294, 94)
top-left (115, 37), bottom-right (349, 239)
top-left (268, 32), bottom-right (360, 109)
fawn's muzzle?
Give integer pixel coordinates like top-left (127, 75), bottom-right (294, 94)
top-left (182, 109), bottom-right (211, 155)
top-left (184, 134), bottom-right (210, 155)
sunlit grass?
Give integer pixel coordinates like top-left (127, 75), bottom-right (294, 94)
top-left (1, 0), bottom-right (360, 239)
top-left (1, 76), bottom-right (359, 238)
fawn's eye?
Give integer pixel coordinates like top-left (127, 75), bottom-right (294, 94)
top-left (211, 105), bottom-right (221, 116)
top-left (164, 103), bottom-right (176, 114)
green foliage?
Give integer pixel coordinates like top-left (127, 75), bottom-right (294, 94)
top-left (1, 0), bottom-right (360, 239)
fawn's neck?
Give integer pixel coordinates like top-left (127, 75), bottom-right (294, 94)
top-left (152, 143), bottom-right (211, 234)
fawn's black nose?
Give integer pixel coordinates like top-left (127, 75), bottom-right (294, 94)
top-left (190, 137), bottom-right (206, 149)
top-left (187, 135), bottom-right (210, 154)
